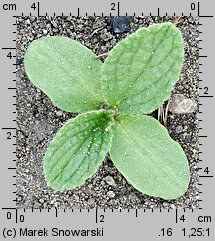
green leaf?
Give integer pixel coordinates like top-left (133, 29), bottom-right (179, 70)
top-left (24, 36), bottom-right (104, 113)
top-left (101, 23), bottom-right (184, 114)
top-left (44, 110), bottom-right (114, 191)
top-left (110, 114), bottom-right (190, 199)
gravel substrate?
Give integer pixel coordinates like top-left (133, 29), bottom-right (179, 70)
top-left (16, 16), bottom-right (199, 209)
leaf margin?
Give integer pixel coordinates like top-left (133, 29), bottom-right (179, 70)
top-left (24, 36), bottom-right (105, 113)
top-left (43, 109), bottom-right (115, 191)
top-left (101, 22), bottom-right (184, 114)
top-left (109, 113), bottom-right (191, 200)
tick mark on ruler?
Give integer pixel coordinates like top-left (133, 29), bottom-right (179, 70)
top-left (2, 127), bottom-right (16, 130)
top-left (199, 15), bottom-right (213, 18)
top-left (2, 208), bottom-right (16, 210)
top-left (2, 48), bottom-right (16, 50)
top-left (199, 95), bottom-right (213, 98)
top-left (199, 175), bottom-right (214, 178)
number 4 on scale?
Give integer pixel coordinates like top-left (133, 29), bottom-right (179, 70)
top-left (7, 52), bottom-right (16, 59)
top-left (31, 3), bottom-right (37, 10)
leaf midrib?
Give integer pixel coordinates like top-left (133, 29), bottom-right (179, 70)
top-left (116, 25), bottom-right (171, 106)
top-left (117, 117), bottom-right (185, 191)
top-left (47, 113), bottom-right (112, 185)
top-left (36, 46), bottom-right (103, 104)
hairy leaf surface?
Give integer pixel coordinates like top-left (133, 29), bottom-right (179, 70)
top-left (102, 23), bottom-right (184, 114)
top-left (110, 114), bottom-right (190, 199)
top-left (25, 36), bottom-right (104, 112)
top-left (44, 110), bottom-right (114, 191)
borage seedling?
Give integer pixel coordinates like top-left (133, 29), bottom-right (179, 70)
top-left (24, 22), bottom-right (190, 200)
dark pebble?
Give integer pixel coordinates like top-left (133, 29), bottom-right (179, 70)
top-left (183, 138), bottom-right (190, 145)
top-left (16, 58), bottom-right (24, 65)
top-left (28, 16), bottom-right (37, 23)
top-left (110, 16), bottom-right (131, 34)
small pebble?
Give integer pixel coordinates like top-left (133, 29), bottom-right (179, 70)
top-left (110, 16), bottom-right (131, 34)
top-left (56, 110), bottom-right (63, 117)
top-left (107, 191), bottom-right (115, 198)
top-left (183, 137), bottom-right (190, 145)
top-left (169, 94), bottom-right (197, 114)
top-left (16, 58), bottom-right (23, 65)
top-left (26, 19), bottom-right (31, 25)
top-left (104, 175), bottom-right (116, 187)
top-left (87, 198), bottom-right (95, 206)
top-left (128, 192), bottom-right (138, 201)
top-left (170, 204), bottom-right (176, 209)
top-left (39, 198), bottom-right (45, 203)
top-left (176, 125), bottom-right (183, 133)
top-left (28, 16), bottom-right (36, 23)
